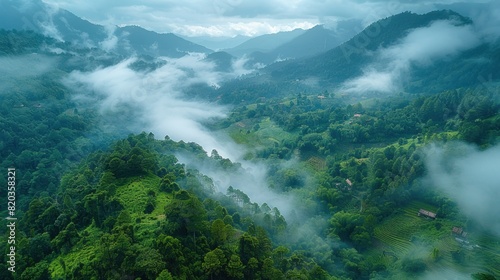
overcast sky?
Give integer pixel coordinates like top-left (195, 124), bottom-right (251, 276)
top-left (40, 0), bottom-right (495, 37)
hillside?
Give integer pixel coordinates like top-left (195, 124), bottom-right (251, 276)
top-left (266, 10), bottom-right (475, 82)
top-left (0, 0), bottom-right (212, 57)
top-left (225, 28), bottom-right (306, 57)
top-left (210, 10), bottom-right (500, 104)
top-left (0, 5), bottom-right (499, 280)
top-left (228, 21), bottom-right (362, 66)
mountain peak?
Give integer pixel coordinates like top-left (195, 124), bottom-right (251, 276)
top-left (0, 0), bottom-right (212, 57)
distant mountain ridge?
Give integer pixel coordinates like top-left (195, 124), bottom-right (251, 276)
top-left (0, 0), bottom-right (212, 57)
top-left (213, 10), bottom-right (500, 103)
top-left (225, 28), bottom-right (306, 57)
top-left (226, 20), bottom-right (363, 65)
top-left (266, 10), bottom-right (478, 84)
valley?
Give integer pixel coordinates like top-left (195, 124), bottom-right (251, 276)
top-left (0, 1), bottom-right (499, 279)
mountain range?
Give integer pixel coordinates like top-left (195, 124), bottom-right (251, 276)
top-left (1, 2), bottom-right (500, 279)
top-left (212, 9), bottom-right (500, 103)
top-left (0, 0), bottom-right (212, 57)
top-left (0, 0), bottom-right (363, 64)
top-left (1, 0), bottom-right (499, 102)
top-left (226, 20), bottom-right (363, 65)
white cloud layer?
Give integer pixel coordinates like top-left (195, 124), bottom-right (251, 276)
top-left (424, 142), bottom-right (500, 236)
top-left (65, 55), bottom-right (251, 159)
top-left (341, 20), bottom-right (481, 94)
top-left (41, 0), bottom-right (499, 37)
top-left (64, 53), bottom-right (305, 221)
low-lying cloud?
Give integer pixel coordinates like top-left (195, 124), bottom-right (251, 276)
top-left (65, 54), bottom-right (251, 159)
top-left (341, 20), bottom-right (481, 94)
top-left (0, 55), bottom-right (56, 91)
top-left (424, 142), bottom-right (500, 236)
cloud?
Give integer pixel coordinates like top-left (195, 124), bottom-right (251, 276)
top-left (98, 23), bottom-right (119, 52)
top-left (64, 53), bottom-right (256, 159)
top-left (39, 0), bottom-right (499, 38)
top-left (470, 1), bottom-right (500, 40)
top-left (177, 152), bottom-right (300, 218)
top-left (0, 55), bottom-right (56, 91)
top-left (424, 142), bottom-right (500, 236)
top-left (169, 20), bottom-right (316, 37)
top-left (341, 20), bottom-right (481, 94)
top-left (63, 51), bottom-right (311, 227)
top-left (35, 2), bottom-right (64, 41)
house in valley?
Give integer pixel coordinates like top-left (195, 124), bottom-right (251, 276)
top-left (418, 209), bottom-right (436, 219)
top-left (452, 226), bottom-right (468, 238)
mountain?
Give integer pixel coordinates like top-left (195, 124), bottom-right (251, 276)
top-left (0, 0), bottom-right (212, 57)
top-left (226, 20), bottom-right (363, 66)
top-left (266, 10), bottom-right (474, 82)
top-left (268, 20), bottom-right (363, 59)
top-left (1, 11), bottom-right (500, 280)
top-left (203, 51), bottom-right (235, 72)
top-left (213, 10), bottom-right (500, 103)
top-left (113, 25), bottom-right (212, 58)
top-left (225, 28), bottom-right (306, 57)
top-left (183, 34), bottom-right (251, 51)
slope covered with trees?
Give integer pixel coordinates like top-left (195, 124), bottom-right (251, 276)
top-left (1, 8), bottom-right (499, 279)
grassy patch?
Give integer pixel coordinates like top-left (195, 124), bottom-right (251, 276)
top-left (227, 117), bottom-right (297, 148)
top-left (114, 174), bottom-right (161, 215)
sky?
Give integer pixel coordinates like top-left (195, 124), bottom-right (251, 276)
top-left (40, 0), bottom-right (495, 37)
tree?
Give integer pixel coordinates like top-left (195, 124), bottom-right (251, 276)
top-left (156, 269), bottom-right (174, 280)
top-left (134, 248), bottom-right (166, 279)
top-left (472, 273), bottom-right (497, 280)
top-left (401, 258), bottom-right (426, 274)
top-left (239, 233), bottom-right (259, 264)
top-left (211, 219), bottom-right (227, 247)
top-left (20, 261), bottom-right (50, 280)
top-left (226, 254), bottom-right (245, 279)
top-left (330, 211), bottom-right (364, 241)
top-left (165, 191), bottom-right (207, 237)
top-left (261, 257), bottom-right (284, 280)
top-left (244, 257), bottom-right (259, 280)
top-left (51, 222), bottom-right (79, 253)
top-left (203, 248), bottom-right (226, 280)
top-left (156, 235), bottom-right (184, 275)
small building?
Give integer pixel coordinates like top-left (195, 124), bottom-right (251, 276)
top-left (345, 179), bottom-right (352, 186)
top-left (452, 227), bottom-right (468, 238)
top-left (353, 114), bottom-right (362, 118)
top-left (418, 209), bottom-right (436, 219)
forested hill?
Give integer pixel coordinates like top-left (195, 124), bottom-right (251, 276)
top-left (0, 8), bottom-right (499, 279)
top-left (4, 134), bottom-right (329, 279)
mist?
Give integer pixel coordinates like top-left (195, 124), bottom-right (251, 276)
top-left (64, 49), bottom-right (314, 217)
top-left (341, 20), bottom-right (481, 94)
top-left (65, 55), bottom-right (248, 158)
top-left (0, 54), bottom-right (56, 92)
top-left (424, 142), bottom-right (500, 236)
top-left (176, 151), bottom-right (302, 219)
top-left (62, 47), bottom-right (340, 264)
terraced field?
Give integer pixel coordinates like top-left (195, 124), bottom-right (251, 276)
top-left (372, 200), bottom-right (500, 278)
top-left (374, 201), bottom-right (437, 256)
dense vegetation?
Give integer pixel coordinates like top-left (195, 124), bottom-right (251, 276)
top-left (1, 12), bottom-right (499, 279)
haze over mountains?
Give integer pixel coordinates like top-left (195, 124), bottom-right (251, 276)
top-left (1, 1), bottom-right (500, 279)
top-left (0, 0), bottom-right (212, 57)
top-left (3, 0), bottom-right (498, 92)
top-left (2, 0), bottom-right (499, 130)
